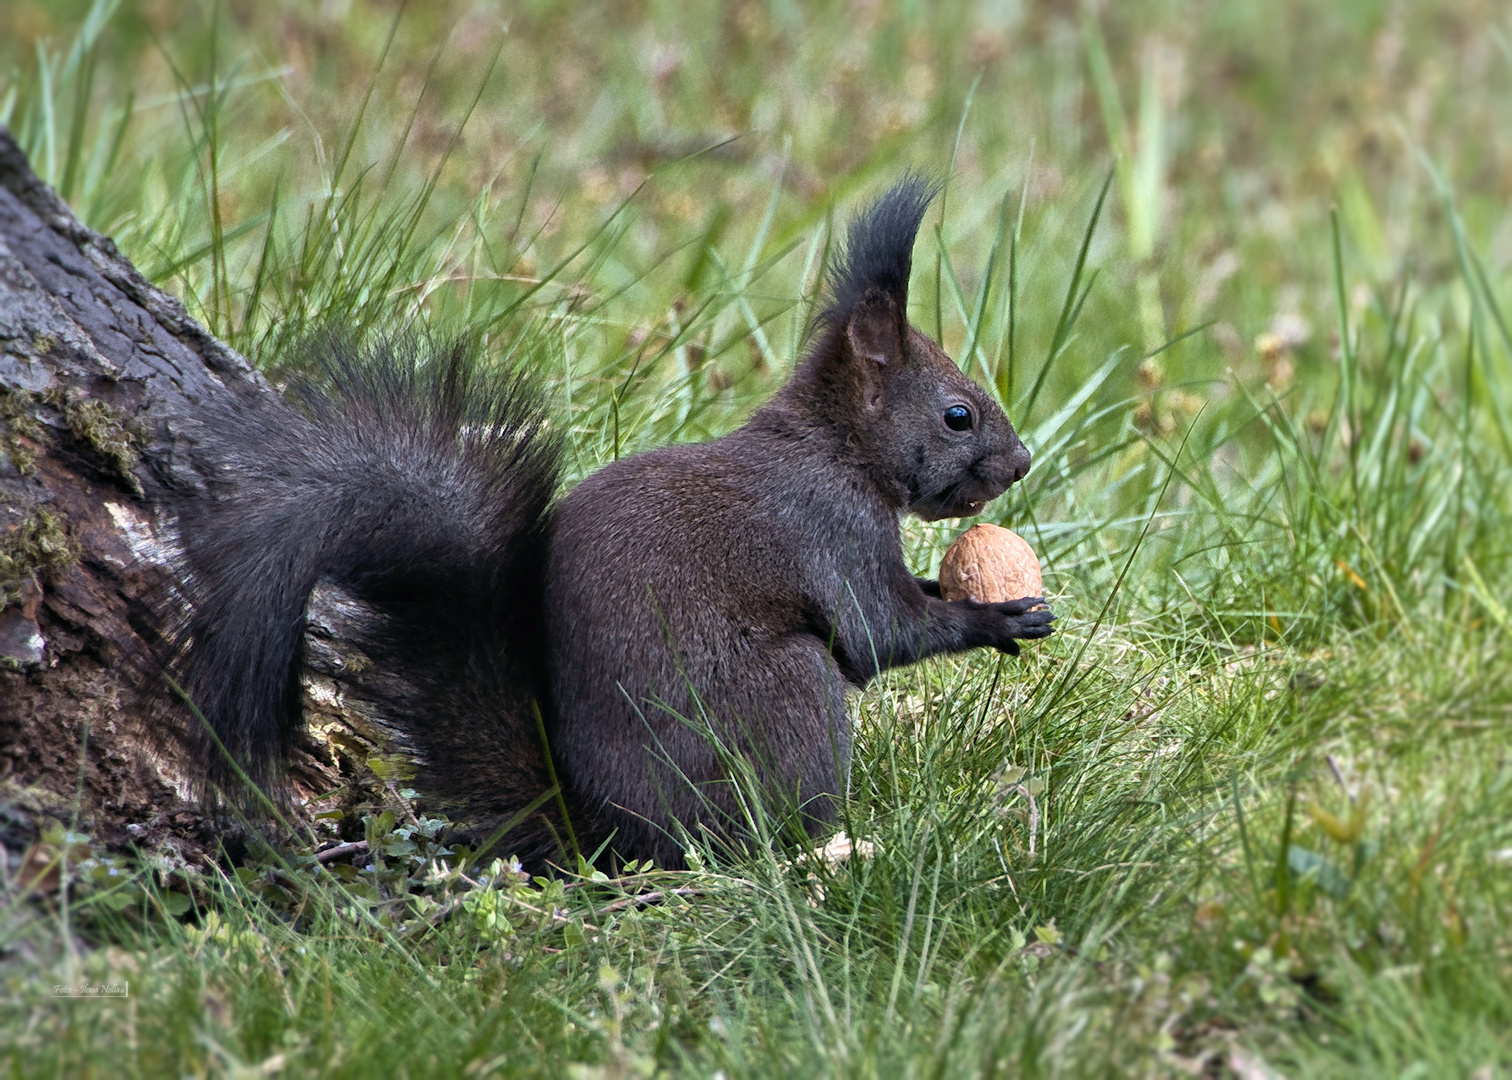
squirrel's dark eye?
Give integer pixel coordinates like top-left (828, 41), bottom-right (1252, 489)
top-left (943, 405), bottom-right (973, 432)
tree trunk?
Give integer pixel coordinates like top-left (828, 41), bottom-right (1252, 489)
top-left (0, 129), bottom-right (387, 863)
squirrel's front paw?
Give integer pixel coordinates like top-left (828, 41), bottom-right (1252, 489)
top-left (989, 598), bottom-right (1055, 655)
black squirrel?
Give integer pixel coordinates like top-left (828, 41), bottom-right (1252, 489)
top-left (169, 177), bottom-right (1054, 869)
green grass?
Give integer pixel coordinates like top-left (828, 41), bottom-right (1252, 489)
top-left (3, 1), bottom-right (1512, 1075)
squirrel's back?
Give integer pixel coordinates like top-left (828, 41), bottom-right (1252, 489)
top-left (542, 414), bottom-right (903, 864)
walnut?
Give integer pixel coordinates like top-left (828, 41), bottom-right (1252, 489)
top-left (939, 524), bottom-right (1042, 603)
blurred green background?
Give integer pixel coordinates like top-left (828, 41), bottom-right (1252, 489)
top-left (5, 0), bottom-right (1510, 393)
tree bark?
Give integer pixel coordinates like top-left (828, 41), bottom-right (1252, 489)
top-left (0, 129), bottom-right (388, 862)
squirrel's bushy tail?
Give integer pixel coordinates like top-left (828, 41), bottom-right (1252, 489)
top-left (169, 335), bottom-right (565, 856)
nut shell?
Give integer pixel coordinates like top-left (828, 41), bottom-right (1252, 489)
top-left (939, 524), bottom-right (1042, 603)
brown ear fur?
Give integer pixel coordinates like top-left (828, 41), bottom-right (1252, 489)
top-left (845, 291), bottom-right (902, 368)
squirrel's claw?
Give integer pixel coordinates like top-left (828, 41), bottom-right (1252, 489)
top-left (997, 595), bottom-right (1046, 615)
top-left (991, 599), bottom-right (1056, 655)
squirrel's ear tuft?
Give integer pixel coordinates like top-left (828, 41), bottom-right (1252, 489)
top-left (823, 175), bottom-right (938, 327)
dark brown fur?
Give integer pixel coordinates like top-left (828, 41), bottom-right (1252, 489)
top-left (169, 178), bottom-right (1053, 869)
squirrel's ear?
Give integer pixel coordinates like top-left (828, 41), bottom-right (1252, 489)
top-left (844, 292), bottom-right (903, 367)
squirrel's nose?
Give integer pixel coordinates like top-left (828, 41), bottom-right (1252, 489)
top-left (1008, 443), bottom-right (1031, 484)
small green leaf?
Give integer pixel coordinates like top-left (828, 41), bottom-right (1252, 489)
top-left (97, 887), bottom-right (141, 912)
